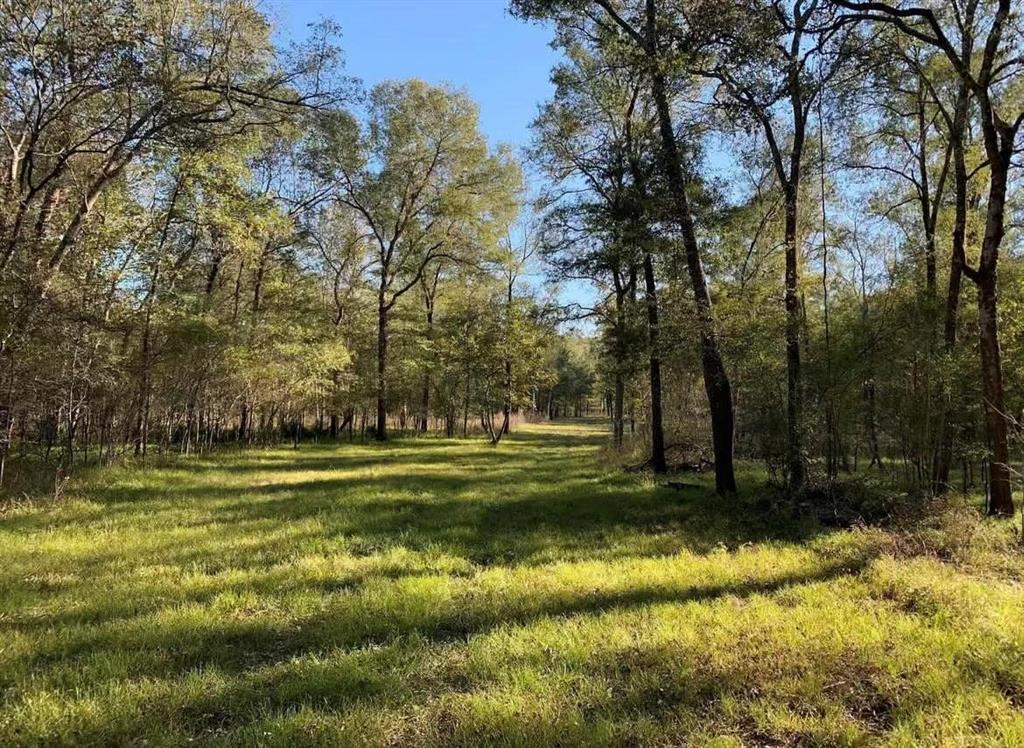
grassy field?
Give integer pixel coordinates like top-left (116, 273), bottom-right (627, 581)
top-left (1, 420), bottom-right (1023, 746)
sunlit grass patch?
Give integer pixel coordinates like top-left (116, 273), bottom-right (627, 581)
top-left (1, 420), bottom-right (1022, 745)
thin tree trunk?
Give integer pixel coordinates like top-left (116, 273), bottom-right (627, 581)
top-left (239, 401), bottom-right (250, 443)
top-left (933, 84), bottom-right (969, 494)
top-left (420, 282), bottom-right (436, 432)
top-left (613, 373), bottom-right (624, 448)
top-left (376, 298), bottom-right (388, 441)
top-left (611, 270), bottom-right (628, 448)
top-left (420, 379), bottom-right (431, 433)
top-left (643, 252), bottom-right (666, 473)
top-left (252, 243), bottom-right (270, 315)
top-left (502, 357), bottom-right (512, 436)
top-left (502, 272), bottom-right (514, 436)
top-left (205, 248), bottom-right (222, 298)
top-left (135, 296), bottom-right (154, 457)
top-left (914, 74), bottom-right (946, 297)
top-left (863, 378), bottom-right (881, 468)
top-left (782, 188), bottom-right (804, 489)
top-left (645, 0), bottom-right (735, 493)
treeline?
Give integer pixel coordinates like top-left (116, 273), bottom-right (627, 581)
top-left (517, 0), bottom-right (1023, 512)
top-left (5, 0), bottom-right (1023, 518)
top-left (0, 0), bottom-right (591, 482)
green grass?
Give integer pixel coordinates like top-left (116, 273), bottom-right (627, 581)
top-left (1, 420), bottom-right (1023, 746)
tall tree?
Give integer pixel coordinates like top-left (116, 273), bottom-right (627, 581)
top-left (317, 80), bottom-right (519, 440)
top-left (695, 0), bottom-right (854, 491)
top-left (530, 43), bottom-right (667, 467)
top-left (837, 0), bottom-right (1023, 514)
top-left (515, 0), bottom-right (738, 493)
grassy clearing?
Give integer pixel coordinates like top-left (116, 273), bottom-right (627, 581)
top-left (1, 421), bottom-right (1023, 746)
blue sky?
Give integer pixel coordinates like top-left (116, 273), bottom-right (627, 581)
top-left (269, 0), bottom-right (560, 149)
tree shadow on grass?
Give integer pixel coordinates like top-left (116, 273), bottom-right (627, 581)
top-left (1, 424), bottom-right (828, 618)
top-left (1, 473), bottom-right (827, 635)
top-left (0, 422), bottom-right (859, 744)
top-left (71, 468), bottom-right (819, 570)
top-left (13, 554), bottom-right (873, 745)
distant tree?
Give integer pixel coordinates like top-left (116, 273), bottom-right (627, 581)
top-left (314, 80), bottom-right (520, 440)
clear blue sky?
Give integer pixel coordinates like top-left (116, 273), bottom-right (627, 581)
top-left (269, 0), bottom-right (560, 149)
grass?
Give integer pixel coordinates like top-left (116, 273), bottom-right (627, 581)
top-left (1, 420), bottom-right (1023, 746)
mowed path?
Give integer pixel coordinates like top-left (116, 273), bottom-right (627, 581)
top-left (1, 420), bottom-right (1023, 746)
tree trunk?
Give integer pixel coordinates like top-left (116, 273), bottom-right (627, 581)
top-left (613, 373), bottom-right (624, 448)
top-left (420, 299), bottom-right (434, 432)
top-left (502, 355), bottom-right (512, 436)
top-left (782, 188), bottom-right (804, 490)
top-left (502, 276), bottom-right (514, 436)
top-left (643, 252), bottom-right (666, 473)
top-left (135, 302), bottom-right (154, 457)
top-left (445, 404), bottom-right (455, 437)
top-left (420, 379), bottom-right (430, 433)
top-left (932, 85), bottom-right (969, 494)
top-left (915, 76), bottom-right (941, 297)
top-left (977, 147), bottom-right (1013, 514)
top-left (972, 95), bottom-right (1016, 515)
top-left (376, 299), bottom-right (388, 441)
top-left (205, 249), bottom-right (222, 298)
top-left (645, 0), bottom-right (736, 493)
top-left (610, 272), bottom-right (629, 448)
top-left (978, 273), bottom-right (1012, 515)
top-left (252, 243), bottom-right (270, 315)
top-left (863, 378), bottom-right (881, 468)
top-left (491, 407), bottom-right (510, 445)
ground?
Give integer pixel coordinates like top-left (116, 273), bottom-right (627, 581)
top-left (1, 420), bottom-right (1023, 746)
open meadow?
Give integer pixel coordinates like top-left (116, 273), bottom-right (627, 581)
top-left (1, 421), bottom-right (1022, 746)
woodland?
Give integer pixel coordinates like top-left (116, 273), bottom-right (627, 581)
top-left (1, 0), bottom-right (1024, 745)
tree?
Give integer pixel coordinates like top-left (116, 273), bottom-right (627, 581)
top-left (429, 273), bottom-right (554, 443)
top-left (0, 0), bottom-right (341, 351)
top-left (0, 0), bottom-right (346, 470)
top-left (531, 42), bottom-right (668, 465)
top-left (836, 0), bottom-right (1023, 513)
top-left (845, 31), bottom-right (963, 489)
top-left (693, 0), bottom-right (855, 490)
top-left (493, 222), bottom-right (541, 437)
top-left (316, 80), bottom-right (520, 440)
top-left (516, 0), bottom-right (736, 490)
